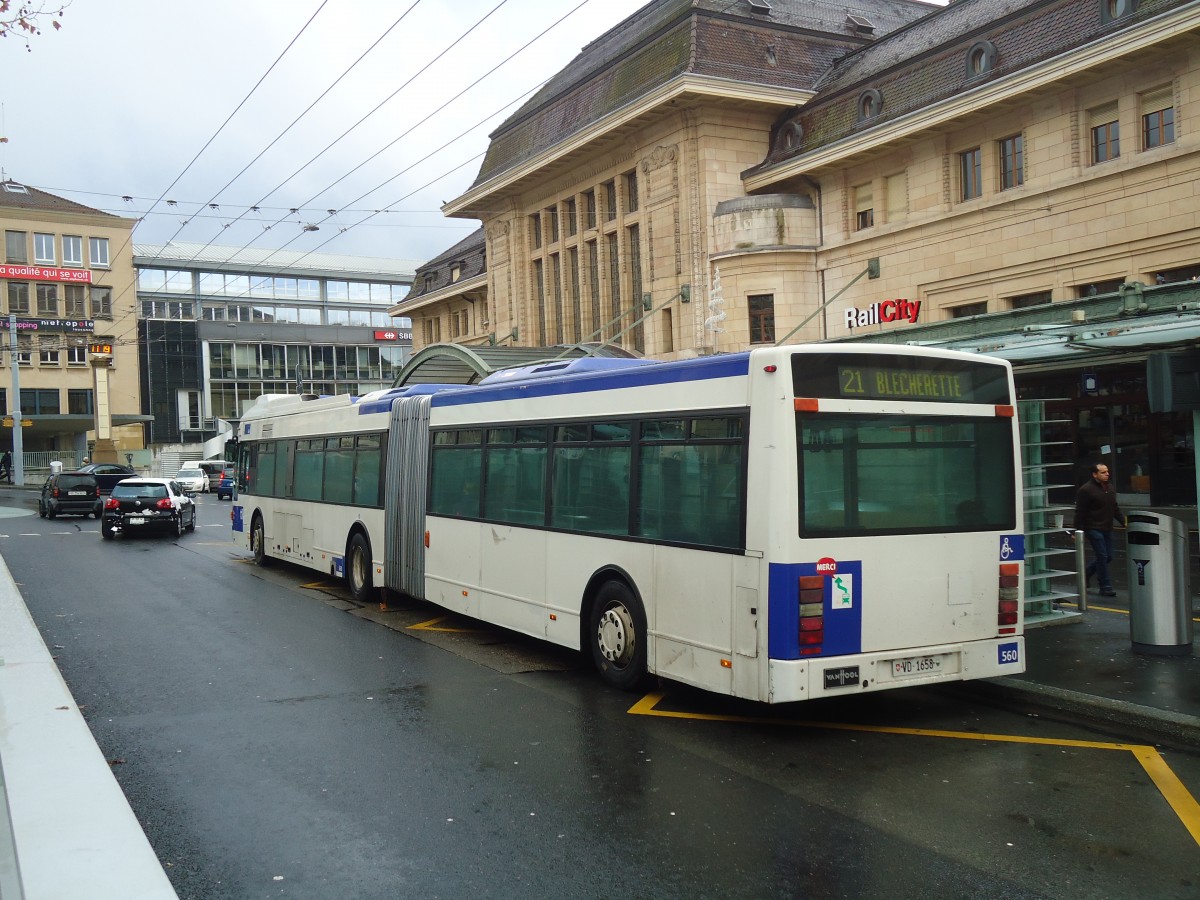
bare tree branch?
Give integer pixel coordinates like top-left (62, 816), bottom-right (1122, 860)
top-left (0, 1), bottom-right (67, 52)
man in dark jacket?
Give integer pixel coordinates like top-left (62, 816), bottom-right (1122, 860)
top-left (1073, 462), bottom-right (1124, 596)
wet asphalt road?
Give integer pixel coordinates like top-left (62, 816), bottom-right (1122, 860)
top-left (3, 494), bottom-right (1198, 898)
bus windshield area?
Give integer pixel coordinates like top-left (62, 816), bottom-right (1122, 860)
top-left (797, 413), bottom-right (1016, 537)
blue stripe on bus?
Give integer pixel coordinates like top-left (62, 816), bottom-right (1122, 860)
top-left (768, 561), bottom-right (863, 660)
top-left (430, 353), bottom-right (751, 407)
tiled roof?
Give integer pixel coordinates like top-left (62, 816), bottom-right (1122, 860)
top-left (406, 228), bottom-right (486, 301)
top-left (0, 180), bottom-right (122, 218)
top-left (755, 0), bottom-right (1188, 168)
top-left (470, 0), bottom-right (935, 189)
top-left (132, 241), bottom-right (419, 282)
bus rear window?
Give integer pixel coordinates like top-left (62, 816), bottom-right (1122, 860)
top-left (798, 413), bottom-right (1015, 537)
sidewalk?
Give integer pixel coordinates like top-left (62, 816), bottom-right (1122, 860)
top-left (979, 592), bottom-right (1200, 748)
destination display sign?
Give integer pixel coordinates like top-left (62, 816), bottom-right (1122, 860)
top-left (792, 352), bottom-right (1011, 404)
top-left (838, 364), bottom-right (969, 401)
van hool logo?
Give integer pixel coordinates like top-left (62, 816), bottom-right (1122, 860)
top-left (844, 299), bottom-right (922, 329)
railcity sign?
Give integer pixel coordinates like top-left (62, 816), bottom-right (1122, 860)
top-left (843, 299), bottom-right (922, 329)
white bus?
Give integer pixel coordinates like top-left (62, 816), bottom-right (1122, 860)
top-left (234, 344), bottom-right (1025, 702)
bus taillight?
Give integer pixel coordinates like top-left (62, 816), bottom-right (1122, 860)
top-left (799, 575), bottom-right (824, 652)
top-left (998, 563), bottom-right (1020, 633)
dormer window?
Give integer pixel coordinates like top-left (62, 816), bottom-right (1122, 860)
top-left (450, 263), bottom-right (462, 283)
top-left (857, 89), bottom-right (882, 122)
top-left (846, 13), bottom-right (874, 35)
top-left (966, 41), bottom-right (997, 77)
top-left (1102, 0), bottom-right (1138, 23)
top-left (780, 120), bottom-right (804, 153)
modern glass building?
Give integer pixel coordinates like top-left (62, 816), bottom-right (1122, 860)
top-left (135, 242), bottom-right (417, 450)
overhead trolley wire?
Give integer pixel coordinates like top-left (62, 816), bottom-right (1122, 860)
top-left (91, 0), bottom-right (607, 349)
top-left (195, 0), bottom-right (596, 281)
top-left (196, 0), bottom-right (513, 268)
top-left (145, 0), bottom-right (428, 268)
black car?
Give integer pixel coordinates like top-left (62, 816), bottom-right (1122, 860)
top-left (77, 462), bottom-right (137, 495)
top-left (39, 472), bottom-right (102, 519)
top-left (101, 478), bottom-right (197, 539)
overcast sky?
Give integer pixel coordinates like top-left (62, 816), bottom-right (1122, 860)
top-left (0, 0), bottom-right (652, 266)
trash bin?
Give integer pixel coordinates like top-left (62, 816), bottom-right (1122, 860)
top-left (49, 460), bottom-right (63, 475)
top-left (1126, 511), bottom-right (1193, 656)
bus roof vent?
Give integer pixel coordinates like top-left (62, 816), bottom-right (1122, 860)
top-left (479, 356), bottom-right (657, 385)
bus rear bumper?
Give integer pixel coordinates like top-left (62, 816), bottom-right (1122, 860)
top-left (767, 636), bottom-right (1026, 703)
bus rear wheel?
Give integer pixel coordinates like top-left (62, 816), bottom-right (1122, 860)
top-left (347, 532), bottom-right (377, 604)
top-left (251, 515), bottom-right (270, 567)
top-left (589, 581), bottom-right (648, 691)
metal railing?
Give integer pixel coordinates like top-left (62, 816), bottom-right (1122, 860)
top-left (21, 451), bottom-right (83, 475)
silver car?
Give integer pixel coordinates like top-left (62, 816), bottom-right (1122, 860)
top-left (175, 467), bottom-right (208, 493)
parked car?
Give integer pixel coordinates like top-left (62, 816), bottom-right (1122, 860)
top-left (175, 467), bottom-right (209, 493)
top-left (101, 478), bottom-right (196, 540)
top-left (38, 472), bottom-right (101, 519)
top-left (77, 462), bottom-right (137, 495)
top-left (216, 467), bottom-right (234, 500)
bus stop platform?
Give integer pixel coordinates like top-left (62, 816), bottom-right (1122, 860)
top-left (0, 480), bottom-right (1197, 897)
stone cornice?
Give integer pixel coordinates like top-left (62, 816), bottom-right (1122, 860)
top-left (444, 75), bottom-right (812, 218)
top-left (744, 3), bottom-right (1199, 190)
top-left (392, 273), bottom-right (487, 315)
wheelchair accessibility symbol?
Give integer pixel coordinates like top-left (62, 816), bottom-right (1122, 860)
top-left (999, 534), bottom-right (1025, 562)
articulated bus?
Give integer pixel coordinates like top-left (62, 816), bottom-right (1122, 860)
top-left (233, 344), bottom-right (1025, 702)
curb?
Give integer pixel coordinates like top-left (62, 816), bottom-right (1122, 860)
top-left (960, 677), bottom-right (1200, 750)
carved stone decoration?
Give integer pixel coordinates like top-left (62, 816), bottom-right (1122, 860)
top-left (642, 145), bottom-right (679, 203)
top-left (643, 144), bottom-right (678, 171)
top-left (485, 219), bottom-right (511, 265)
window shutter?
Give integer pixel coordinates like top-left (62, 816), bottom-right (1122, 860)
top-left (1089, 102), bottom-right (1118, 128)
top-left (1141, 86), bottom-right (1173, 116)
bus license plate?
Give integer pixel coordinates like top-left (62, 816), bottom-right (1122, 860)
top-left (128, 516), bottom-right (145, 525)
top-left (892, 655), bottom-right (943, 678)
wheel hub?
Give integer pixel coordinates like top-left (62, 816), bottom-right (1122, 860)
top-left (597, 606), bottom-right (635, 666)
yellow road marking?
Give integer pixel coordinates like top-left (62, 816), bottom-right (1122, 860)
top-left (408, 615), bottom-right (482, 634)
top-left (630, 691), bottom-right (1200, 848)
top-left (1060, 601), bottom-right (1200, 623)
top-left (1132, 746), bottom-right (1200, 847)
top-left (299, 581), bottom-right (342, 591)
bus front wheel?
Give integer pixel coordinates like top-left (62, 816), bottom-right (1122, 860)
top-left (347, 532), bottom-right (377, 604)
top-left (251, 515), bottom-right (270, 567)
top-left (589, 581), bottom-right (648, 691)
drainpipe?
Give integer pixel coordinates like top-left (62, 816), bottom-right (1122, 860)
top-left (799, 176), bottom-right (826, 339)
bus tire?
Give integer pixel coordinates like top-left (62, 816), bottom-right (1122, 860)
top-left (251, 514), bottom-right (270, 567)
top-left (589, 580), bottom-right (649, 691)
top-left (346, 532), bottom-right (377, 604)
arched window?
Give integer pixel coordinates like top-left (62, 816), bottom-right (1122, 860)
top-left (857, 89), bottom-right (882, 122)
top-left (780, 121), bottom-right (804, 152)
top-left (966, 41), bottom-right (997, 77)
top-left (1102, 0), bottom-right (1138, 23)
